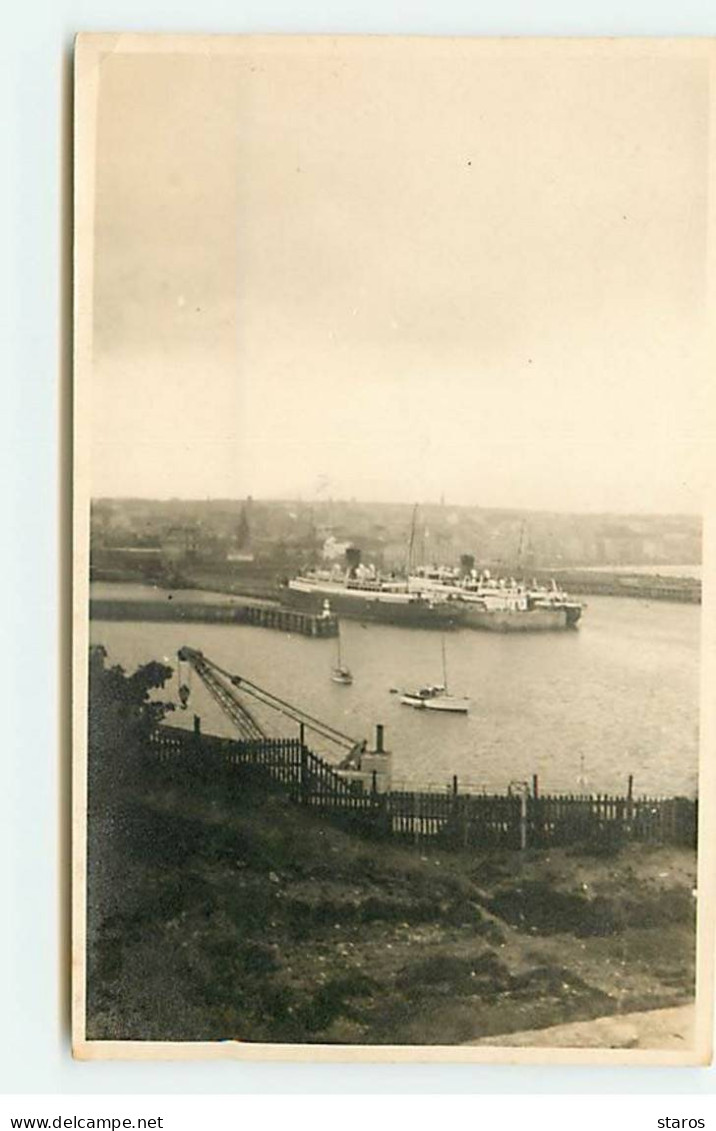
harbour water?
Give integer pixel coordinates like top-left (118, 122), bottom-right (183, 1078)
top-left (89, 583), bottom-right (700, 798)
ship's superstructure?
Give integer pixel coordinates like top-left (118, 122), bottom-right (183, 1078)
top-left (409, 566), bottom-right (583, 631)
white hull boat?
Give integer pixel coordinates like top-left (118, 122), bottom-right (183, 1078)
top-left (331, 627), bottom-right (353, 685)
top-left (400, 684), bottom-right (469, 712)
top-left (331, 666), bottom-right (353, 685)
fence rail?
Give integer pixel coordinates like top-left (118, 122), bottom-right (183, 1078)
top-left (147, 725), bottom-right (697, 850)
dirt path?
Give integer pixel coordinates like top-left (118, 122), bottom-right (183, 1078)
top-left (470, 1003), bottom-right (696, 1049)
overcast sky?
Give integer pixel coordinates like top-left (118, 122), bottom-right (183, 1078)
top-left (89, 38), bottom-right (714, 514)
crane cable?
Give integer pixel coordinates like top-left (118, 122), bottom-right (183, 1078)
top-left (178, 647), bottom-right (359, 751)
top-left (227, 673), bottom-right (357, 750)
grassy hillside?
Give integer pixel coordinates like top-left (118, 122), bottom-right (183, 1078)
top-left (86, 766), bottom-right (696, 1046)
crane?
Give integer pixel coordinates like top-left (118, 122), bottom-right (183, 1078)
top-left (176, 646), bottom-right (364, 754)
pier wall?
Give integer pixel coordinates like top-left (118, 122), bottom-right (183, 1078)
top-left (90, 598), bottom-right (338, 637)
top-left (540, 571), bottom-right (701, 604)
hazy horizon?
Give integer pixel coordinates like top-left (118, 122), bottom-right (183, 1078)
top-left (90, 40), bottom-right (714, 516)
top-left (90, 491), bottom-right (703, 522)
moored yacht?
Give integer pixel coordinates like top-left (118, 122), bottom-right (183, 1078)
top-left (400, 684), bottom-right (470, 713)
top-left (397, 635), bottom-right (470, 712)
top-left (331, 623), bottom-right (353, 684)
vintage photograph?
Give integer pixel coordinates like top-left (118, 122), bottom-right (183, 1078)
top-left (73, 35), bottom-right (715, 1060)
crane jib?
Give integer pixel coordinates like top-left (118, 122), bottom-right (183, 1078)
top-left (177, 647), bottom-right (360, 751)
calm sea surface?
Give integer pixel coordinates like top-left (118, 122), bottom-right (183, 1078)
top-left (89, 583), bottom-right (701, 798)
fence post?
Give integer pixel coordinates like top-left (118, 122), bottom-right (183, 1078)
top-left (509, 781), bottom-right (529, 850)
top-left (449, 775), bottom-right (460, 848)
top-left (520, 791), bottom-right (528, 851)
top-left (381, 789), bottom-right (392, 840)
top-left (530, 775), bottom-right (541, 846)
top-left (300, 743), bottom-right (308, 804)
top-left (192, 715), bottom-right (202, 777)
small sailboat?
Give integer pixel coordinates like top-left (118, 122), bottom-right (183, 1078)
top-left (400, 636), bottom-right (469, 713)
top-left (331, 627), bottom-right (353, 685)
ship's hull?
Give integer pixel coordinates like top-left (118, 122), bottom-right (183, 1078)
top-left (331, 669), bottom-right (353, 685)
top-left (564, 604), bottom-right (583, 628)
top-left (401, 695), bottom-right (469, 712)
top-left (283, 584), bottom-right (462, 629)
top-left (407, 573), bottom-right (583, 631)
top-left (461, 604), bottom-right (578, 632)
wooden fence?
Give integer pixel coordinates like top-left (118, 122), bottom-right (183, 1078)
top-left (146, 725), bottom-right (697, 850)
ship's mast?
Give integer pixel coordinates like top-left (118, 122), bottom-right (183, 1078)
top-left (517, 520), bottom-right (526, 573)
top-left (516, 519), bottom-right (533, 580)
top-left (406, 503), bottom-right (418, 579)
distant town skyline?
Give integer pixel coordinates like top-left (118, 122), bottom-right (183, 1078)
top-left (90, 39), bottom-right (714, 517)
top-left (90, 490), bottom-right (703, 522)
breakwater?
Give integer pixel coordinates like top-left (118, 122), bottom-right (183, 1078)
top-left (541, 571), bottom-right (701, 604)
top-left (90, 598), bottom-right (338, 637)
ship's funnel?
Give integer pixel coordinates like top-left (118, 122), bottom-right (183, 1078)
top-left (345, 546), bottom-right (361, 576)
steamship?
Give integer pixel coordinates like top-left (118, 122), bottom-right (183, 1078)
top-left (409, 566), bottom-right (583, 631)
top-left (282, 567), bottom-right (463, 629)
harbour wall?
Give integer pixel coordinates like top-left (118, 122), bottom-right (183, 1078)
top-left (89, 598), bottom-right (339, 637)
top-left (536, 571), bottom-right (701, 604)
